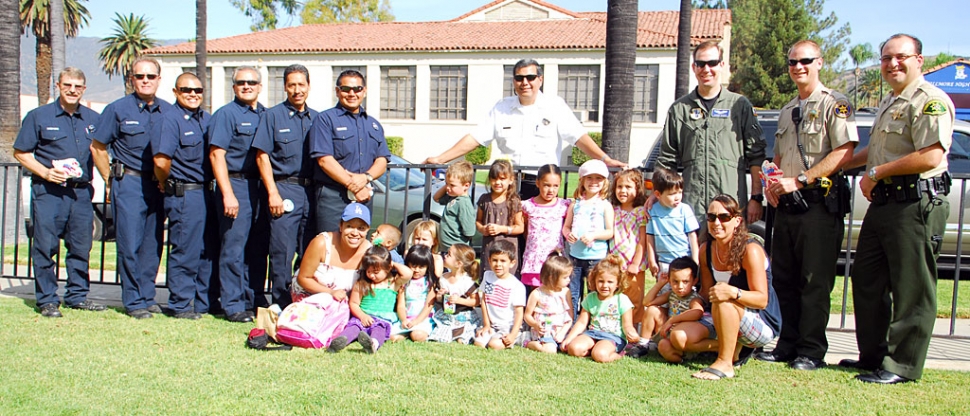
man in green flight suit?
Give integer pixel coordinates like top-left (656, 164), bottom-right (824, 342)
top-left (842, 33), bottom-right (953, 384)
top-left (654, 40), bottom-right (767, 240)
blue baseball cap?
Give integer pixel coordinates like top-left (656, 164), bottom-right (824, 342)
top-left (341, 202), bottom-right (371, 226)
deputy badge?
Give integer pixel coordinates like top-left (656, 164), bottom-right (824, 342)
top-left (372, 122), bottom-right (379, 130)
top-left (923, 99), bottom-right (948, 116)
top-left (834, 100), bottom-right (851, 118)
top-left (808, 108), bottom-right (819, 121)
top-left (690, 108), bottom-right (703, 120)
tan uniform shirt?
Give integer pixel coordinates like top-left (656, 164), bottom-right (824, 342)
top-left (868, 76), bottom-right (954, 179)
top-left (774, 85), bottom-right (859, 176)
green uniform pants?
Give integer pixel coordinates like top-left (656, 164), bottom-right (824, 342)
top-left (771, 201), bottom-right (844, 360)
top-left (851, 193), bottom-right (948, 380)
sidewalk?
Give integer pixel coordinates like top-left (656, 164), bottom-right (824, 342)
top-left (3, 277), bottom-right (969, 371)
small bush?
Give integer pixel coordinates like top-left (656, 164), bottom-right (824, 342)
top-left (571, 132), bottom-right (601, 166)
top-left (386, 136), bottom-right (404, 157)
top-left (465, 145), bottom-right (491, 165)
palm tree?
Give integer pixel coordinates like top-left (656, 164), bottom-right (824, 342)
top-left (674, 0), bottom-right (692, 99)
top-left (196, 0), bottom-right (208, 111)
top-left (98, 13), bottom-right (158, 95)
top-left (848, 43), bottom-right (874, 109)
top-left (1, 0), bottom-right (20, 160)
top-left (601, 0), bottom-right (637, 164)
top-left (20, 0), bottom-right (90, 106)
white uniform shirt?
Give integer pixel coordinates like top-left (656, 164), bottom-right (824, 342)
top-left (472, 92), bottom-right (586, 167)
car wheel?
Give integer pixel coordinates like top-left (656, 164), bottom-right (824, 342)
top-left (93, 215), bottom-right (104, 242)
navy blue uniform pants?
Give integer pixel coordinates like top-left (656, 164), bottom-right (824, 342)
top-left (216, 177), bottom-right (268, 315)
top-left (263, 182), bottom-right (311, 308)
top-left (163, 188), bottom-right (208, 314)
top-left (313, 182), bottom-right (371, 234)
top-left (30, 182), bottom-right (93, 307)
top-left (112, 174), bottom-right (164, 312)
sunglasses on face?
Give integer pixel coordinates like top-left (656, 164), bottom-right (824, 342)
top-left (513, 74), bottom-right (539, 82)
top-left (234, 80), bottom-right (259, 86)
top-left (133, 73), bottom-right (158, 80)
top-left (337, 85), bottom-right (365, 93)
top-left (60, 83), bottom-right (85, 90)
top-left (706, 213), bottom-right (735, 223)
top-left (788, 57), bottom-right (819, 67)
top-left (178, 87), bottom-right (204, 94)
top-left (694, 59), bottom-right (721, 69)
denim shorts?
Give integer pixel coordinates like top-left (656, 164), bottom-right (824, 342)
top-left (583, 330), bottom-right (627, 352)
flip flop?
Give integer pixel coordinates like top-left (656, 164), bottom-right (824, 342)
top-left (692, 367), bottom-right (734, 380)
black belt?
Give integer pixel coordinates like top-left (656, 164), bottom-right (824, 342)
top-left (227, 172), bottom-right (257, 180)
top-left (32, 177), bottom-right (90, 188)
top-left (799, 186), bottom-right (826, 203)
top-left (274, 175), bottom-right (312, 186)
top-left (872, 173), bottom-right (950, 205)
top-left (179, 182), bottom-right (205, 191)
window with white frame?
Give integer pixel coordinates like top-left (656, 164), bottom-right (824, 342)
top-left (223, 66), bottom-right (237, 105)
top-left (557, 65), bottom-right (600, 122)
top-left (267, 66), bottom-right (287, 105)
top-left (180, 66), bottom-right (212, 113)
top-left (502, 64), bottom-right (544, 98)
top-left (380, 66), bottom-right (416, 119)
top-left (429, 66), bottom-right (467, 120)
top-left (332, 66), bottom-right (367, 110)
top-left (633, 64), bottom-right (660, 123)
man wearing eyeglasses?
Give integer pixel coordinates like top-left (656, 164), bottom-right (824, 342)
top-left (308, 69), bottom-right (390, 233)
top-left (840, 34), bottom-right (953, 384)
top-left (655, 40), bottom-right (766, 239)
top-left (209, 66), bottom-right (268, 323)
top-left (14, 67), bottom-right (106, 318)
top-left (92, 58), bottom-right (172, 319)
top-left (755, 40), bottom-right (858, 371)
top-left (252, 64), bottom-right (319, 309)
top-left (150, 73), bottom-right (211, 320)
top-left (424, 59), bottom-right (623, 199)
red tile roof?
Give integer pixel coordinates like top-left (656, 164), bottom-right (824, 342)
top-left (146, 9), bottom-right (730, 55)
top-left (451, 0), bottom-right (583, 21)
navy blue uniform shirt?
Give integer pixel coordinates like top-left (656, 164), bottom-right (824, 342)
top-left (208, 98), bottom-right (266, 174)
top-left (14, 100), bottom-right (100, 183)
top-left (154, 103), bottom-right (210, 183)
top-left (93, 93), bottom-right (171, 172)
top-left (308, 105), bottom-right (390, 184)
top-left (252, 100), bottom-right (318, 178)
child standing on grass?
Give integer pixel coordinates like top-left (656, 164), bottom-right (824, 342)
top-left (645, 168), bottom-right (699, 278)
top-left (563, 159), bottom-right (614, 318)
top-left (428, 243), bottom-right (481, 344)
top-left (409, 220), bottom-right (444, 277)
top-left (474, 240), bottom-right (526, 350)
top-left (521, 164), bottom-right (570, 293)
top-left (433, 161), bottom-right (477, 254)
top-left (477, 160), bottom-right (523, 277)
top-left (390, 245), bottom-right (438, 342)
top-left (609, 168), bottom-right (648, 326)
top-left (523, 254), bottom-right (574, 354)
top-left (561, 255), bottom-right (640, 363)
top-left (328, 246), bottom-right (412, 354)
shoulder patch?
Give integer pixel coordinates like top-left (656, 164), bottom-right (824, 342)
top-left (923, 99), bottom-right (948, 116)
top-left (834, 100), bottom-right (851, 118)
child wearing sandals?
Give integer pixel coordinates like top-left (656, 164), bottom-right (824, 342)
top-left (561, 254), bottom-right (641, 363)
top-left (474, 240), bottom-right (526, 350)
top-left (390, 245), bottom-right (438, 342)
top-left (523, 254), bottom-right (574, 354)
top-left (328, 246), bottom-right (412, 354)
top-left (428, 243), bottom-right (481, 344)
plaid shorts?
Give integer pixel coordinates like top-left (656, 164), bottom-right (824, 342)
top-left (738, 308), bottom-right (775, 348)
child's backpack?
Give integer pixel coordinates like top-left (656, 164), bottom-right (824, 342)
top-left (276, 293), bottom-right (350, 349)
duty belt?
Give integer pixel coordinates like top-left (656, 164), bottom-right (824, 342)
top-left (273, 175), bottom-right (313, 186)
top-left (31, 176), bottom-right (90, 188)
top-left (871, 173), bottom-right (951, 205)
top-left (227, 172), bottom-right (257, 180)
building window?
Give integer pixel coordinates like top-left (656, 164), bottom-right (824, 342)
top-left (380, 66), bottom-right (416, 120)
top-left (223, 66), bottom-right (237, 105)
top-left (333, 66), bottom-right (367, 110)
top-left (633, 64), bottom-right (660, 123)
top-left (557, 65), bottom-right (600, 122)
top-left (180, 66), bottom-right (212, 113)
top-left (503, 64), bottom-right (544, 98)
top-left (267, 66), bottom-right (287, 105)
top-left (429, 66), bottom-right (467, 120)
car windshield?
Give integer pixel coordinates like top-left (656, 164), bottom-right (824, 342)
top-left (383, 155), bottom-right (427, 192)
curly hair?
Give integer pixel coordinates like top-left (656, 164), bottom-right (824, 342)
top-left (709, 194), bottom-right (748, 275)
top-left (586, 254), bottom-right (631, 295)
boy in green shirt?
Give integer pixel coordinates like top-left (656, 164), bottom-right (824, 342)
top-left (433, 161), bottom-right (477, 253)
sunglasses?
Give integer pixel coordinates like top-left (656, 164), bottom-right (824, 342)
top-left (706, 213), bottom-right (735, 223)
top-left (178, 87), bottom-right (204, 94)
top-left (234, 80), bottom-right (259, 86)
top-left (60, 83), bottom-right (85, 90)
top-left (337, 85), bottom-right (365, 93)
top-left (787, 57), bottom-right (819, 66)
top-left (513, 74), bottom-right (539, 82)
top-left (133, 73), bottom-right (158, 80)
top-left (694, 59), bottom-right (721, 69)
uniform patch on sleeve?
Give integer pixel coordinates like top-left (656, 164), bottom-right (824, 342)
top-left (923, 99), bottom-right (948, 116)
top-left (834, 100), bottom-right (851, 118)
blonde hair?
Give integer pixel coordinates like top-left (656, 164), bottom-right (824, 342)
top-left (587, 254), bottom-right (630, 295)
top-left (574, 175), bottom-right (611, 200)
top-left (446, 161), bottom-right (474, 185)
top-left (409, 220), bottom-right (440, 253)
top-left (449, 243), bottom-right (479, 279)
top-left (376, 223), bottom-right (401, 247)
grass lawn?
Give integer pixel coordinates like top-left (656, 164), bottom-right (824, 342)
top-left (1, 296), bottom-right (968, 414)
top-left (2, 241), bottom-right (169, 273)
top-left (830, 275), bottom-right (970, 319)
top-left (476, 170), bottom-right (581, 197)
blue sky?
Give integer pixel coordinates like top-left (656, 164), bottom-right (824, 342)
top-left (77, 0), bottom-right (969, 67)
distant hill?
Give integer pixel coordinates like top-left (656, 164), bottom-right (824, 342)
top-left (20, 34), bottom-right (185, 104)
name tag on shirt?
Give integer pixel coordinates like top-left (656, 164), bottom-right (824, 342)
top-left (278, 128), bottom-right (291, 133)
top-left (184, 131), bottom-right (195, 136)
top-left (241, 122), bottom-right (252, 127)
top-left (502, 126), bottom-right (511, 130)
top-left (124, 121), bottom-right (140, 125)
top-left (45, 127), bottom-right (60, 131)
top-left (336, 127), bottom-right (348, 131)
top-left (711, 109), bottom-right (731, 118)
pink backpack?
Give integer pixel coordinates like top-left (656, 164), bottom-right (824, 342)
top-left (276, 293), bottom-right (350, 349)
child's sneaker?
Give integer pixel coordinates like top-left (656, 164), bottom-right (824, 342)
top-left (327, 336), bottom-right (348, 353)
top-left (358, 332), bottom-right (378, 354)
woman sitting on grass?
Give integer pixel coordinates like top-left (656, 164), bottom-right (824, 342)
top-left (290, 203), bottom-right (372, 306)
top-left (689, 194), bottom-right (781, 381)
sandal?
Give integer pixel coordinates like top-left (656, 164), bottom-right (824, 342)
top-left (692, 366), bottom-right (734, 380)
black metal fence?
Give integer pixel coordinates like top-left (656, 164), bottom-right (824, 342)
top-left (1, 162), bottom-right (966, 336)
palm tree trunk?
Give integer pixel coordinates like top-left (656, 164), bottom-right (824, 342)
top-left (601, 0), bottom-right (637, 164)
top-left (0, 0), bottom-right (20, 161)
top-left (50, 0), bottom-right (65, 90)
top-left (196, 0), bottom-right (208, 111)
top-left (36, 35), bottom-right (52, 105)
top-left (674, 0), bottom-right (692, 99)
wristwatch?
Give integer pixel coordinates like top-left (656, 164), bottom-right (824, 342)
top-left (750, 194), bottom-right (764, 203)
top-left (365, 173), bottom-right (374, 182)
top-left (867, 167), bottom-right (878, 182)
top-left (797, 173), bottom-right (809, 188)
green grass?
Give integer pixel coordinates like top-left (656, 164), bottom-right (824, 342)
top-left (3, 241), bottom-right (170, 273)
top-left (0, 296), bottom-right (968, 414)
top-left (830, 275), bottom-right (970, 319)
top-left (475, 171), bottom-right (581, 198)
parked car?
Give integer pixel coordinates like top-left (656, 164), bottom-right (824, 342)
top-left (642, 110), bottom-right (970, 269)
